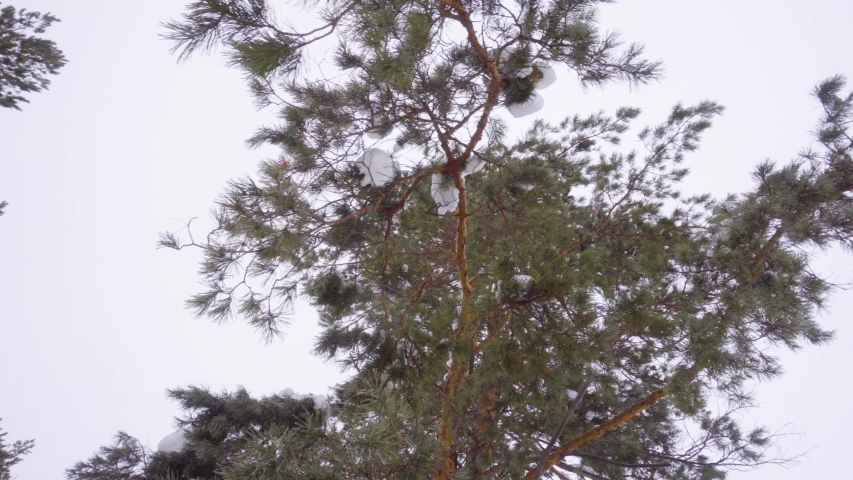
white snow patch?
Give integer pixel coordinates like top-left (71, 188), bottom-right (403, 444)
top-left (279, 388), bottom-right (308, 401)
top-left (355, 148), bottom-right (396, 187)
top-left (280, 388), bottom-right (329, 410)
top-left (431, 174), bottom-right (459, 215)
top-left (518, 66), bottom-right (534, 77)
top-left (311, 394), bottom-right (329, 410)
top-left (666, 277), bottom-right (689, 295)
top-left (363, 126), bottom-right (405, 153)
top-left (513, 274), bottom-right (534, 286)
top-left (461, 156), bottom-right (486, 177)
top-left (579, 464), bottom-right (608, 478)
top-left (566, 389), bottom-right (578, 400)
top-left (157, 429), bottom-right (186, 453)
top-left (507, 93), bottom-right (544, 118)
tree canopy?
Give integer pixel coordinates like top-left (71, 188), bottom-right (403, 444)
top-left (72, 0), bottom-right (853, 479)
top-left (0, 2), bottom-right (66, 110)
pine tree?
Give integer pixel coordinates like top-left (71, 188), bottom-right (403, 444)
top-left (75, 1), bottom-right (853, 478)
top-left (0, 3), bottom-right (67, 214)
top-left (66, 387), bottom-right (338, 480)
top-left (0, 419), bottom-right (35, 480)
top-left (0, 2), bottom-right (67, 110)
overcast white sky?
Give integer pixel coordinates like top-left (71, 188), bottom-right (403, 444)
top-left (1, 0), bottom-right (852, 478)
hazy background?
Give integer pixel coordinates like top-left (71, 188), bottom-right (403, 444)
top-left (1, 0), bottom-right (851, 478)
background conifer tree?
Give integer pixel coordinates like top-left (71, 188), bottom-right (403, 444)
top-left (0, 2), bottom-right (66, 110)
top-left (0, 419), bottom-right (35, 480)
top-left (73, 1), bottom-right (853, 479)
top-left (66, 387), bottom-right (332, 480)
top-left (0, 2), bottom-right (67, 216)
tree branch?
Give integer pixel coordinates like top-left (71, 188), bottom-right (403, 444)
top-left (532, 369), bottom-right (596, 479)
top-left (523, 386), bottom-right (668, 479)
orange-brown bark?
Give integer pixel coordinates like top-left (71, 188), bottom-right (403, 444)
top-left (433, 0), bottom-right (503, 477)
top-left (437, 170), bottom-right (472, 479)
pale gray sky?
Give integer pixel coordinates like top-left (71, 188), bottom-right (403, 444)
top-left (1, 1), bottom-right (851, 478)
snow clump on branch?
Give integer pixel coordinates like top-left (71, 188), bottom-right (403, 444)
top-left (355, 148), bottom-right (397, 187)
top-left (431, 174), bottom-right (459, 215)
top-left (507, 92), bottom-right (545, 118)
top-left (157, 429), bottom-right (187, 453)
top-left (278, 387), bottom-right (329, 410)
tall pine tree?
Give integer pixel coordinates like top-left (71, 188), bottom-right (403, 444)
top-left (72, 1), bottom-right (853, 478)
